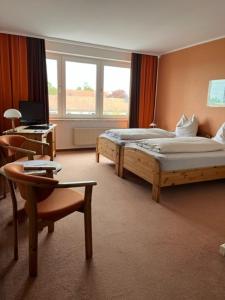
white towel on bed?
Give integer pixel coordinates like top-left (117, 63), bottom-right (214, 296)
top-left (105, 128), bottom-right (175, 140)
top-left (136, 137), bottom-right (225, 153)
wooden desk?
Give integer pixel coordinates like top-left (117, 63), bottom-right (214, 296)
top-left (3, 124), bottom-right (57, 160)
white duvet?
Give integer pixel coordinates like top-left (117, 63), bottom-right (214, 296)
top-left (105, 128), bottom-right (175, 140)
top-left (136, 137), bottom-right (225, 153)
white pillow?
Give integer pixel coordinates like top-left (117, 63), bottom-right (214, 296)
top-left (175, 114), bottom-right (198, 137)
top-left (176, 114), bottom-right (188, 127)
top-left (212, 123), bottom-right (225, 144)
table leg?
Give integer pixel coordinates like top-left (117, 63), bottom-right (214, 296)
top-left (47, 131), bottom-right (54, 161)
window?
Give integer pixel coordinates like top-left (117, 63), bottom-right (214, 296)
top-left (103, 65), bottom-right (130, 116)
top-left (46, 58), bottom-right (58, 115)
top-left (65, 60), bottom-right (97, 116)
top-left (46, 53), bottom-right (130, 118)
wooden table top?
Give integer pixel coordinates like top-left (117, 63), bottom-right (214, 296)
top-left (0, 160), bottom-right (62, 176)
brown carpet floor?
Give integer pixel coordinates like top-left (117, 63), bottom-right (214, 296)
top-left (1, 150), bottom-right (225, 300)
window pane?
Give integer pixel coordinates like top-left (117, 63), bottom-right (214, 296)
top-left (46, 59), bottom-right (58, 115)
top-left (65, 61), bottom-right (96, 115)
top-left (103, 66), bottom-right (130, 116)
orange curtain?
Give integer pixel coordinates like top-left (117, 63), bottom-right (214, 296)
top-left (0, 34), bottom-right (28, 133)
top-left (0, 34), bottom-right (12, 132)
top-left (138, 55), bottom-right (158, 128)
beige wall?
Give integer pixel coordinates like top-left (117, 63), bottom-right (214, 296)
top-left (51, 118), bottom-right (128, 149)
top-left (156, 38), bottom-right (225, 136)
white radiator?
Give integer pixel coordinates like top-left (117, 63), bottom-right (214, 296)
top-left (73, 128), bottom-right (109, 147)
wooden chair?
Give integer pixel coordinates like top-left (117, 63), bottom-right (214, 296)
top-left (0, 134), bottom-right (50, 162)
top-left (3, 163), bottom-right (97, 277)
top-left (0, 134), bottom-right (50, 198)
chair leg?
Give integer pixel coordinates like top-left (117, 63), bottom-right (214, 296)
top-left (96, 138), bottom-right (99, 163)
top-left (8, 180), bottom-right (18, 260)
top-left (48, 222), bottom-right (54, 233)
top-left (0, 175), bottom-right (6, 200)
top-left (96, 152), bottom-right (99, 163)
top-left (84, 204), bottom-right (93, 259)
top-left (29, 217), bottom-right (38, 276)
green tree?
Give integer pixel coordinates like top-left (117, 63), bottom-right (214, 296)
top-left (83, 82), bottom-right (94, 91)
top-left (48, 82), bottom-right (57, 95)
top-left (75, 82), bottom-right (93, 91)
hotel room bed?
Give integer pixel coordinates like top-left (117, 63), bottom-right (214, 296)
top-left (96, 134), bottom-right (126, 175)
top-left (96, 128), bottom-right (175, 175)
top-left (119, 140), bottom-right (225, 202)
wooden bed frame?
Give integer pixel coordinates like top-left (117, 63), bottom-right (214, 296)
top-left (119, 146), bottom-right (225, 202)
top-left (96, 130), bottom-right (213, 177)
top-left (96, 136), bottom-right (122, 175)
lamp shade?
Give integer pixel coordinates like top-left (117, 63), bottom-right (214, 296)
top-left (4, 109), bottom-right (22, 119)
top-left (149, 122), bottom-right (157, 128)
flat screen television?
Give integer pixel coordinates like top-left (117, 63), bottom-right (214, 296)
top-left (19, 101), bottom-right (46, 125)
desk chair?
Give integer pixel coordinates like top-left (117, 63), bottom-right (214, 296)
top-left (4, 163), bottom-right (97, 277)
top-left (0, 134), bottom-right (50, 162)
top-left (0, 135), bottom-right (50, 198)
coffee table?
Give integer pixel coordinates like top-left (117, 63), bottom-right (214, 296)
top-left (15, 159), bottom-right (62, 176)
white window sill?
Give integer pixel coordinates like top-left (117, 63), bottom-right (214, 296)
top-left (50, 117), bottom-right (128, 121)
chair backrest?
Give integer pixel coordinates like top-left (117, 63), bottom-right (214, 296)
top-left (4, 163), bottom-right (58, 203)
top-left (0, 135), bottom-right (27, 159)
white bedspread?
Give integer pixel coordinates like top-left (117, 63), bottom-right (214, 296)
top-left (136, 137), bottom-right (225, 153)
top-left (126, 143), bottom-right (225, 171)
top-left (105, 128), bottom-right (175, 140)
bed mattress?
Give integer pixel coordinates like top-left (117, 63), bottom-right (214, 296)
top-left (99, 130), bottom-right (176, 146)
top-left (125, 143), bottom-right (225, 171)
top-left (99, 133), bottom-right (134, 146)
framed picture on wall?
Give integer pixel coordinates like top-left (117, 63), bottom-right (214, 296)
top-left (207, 79), bottom-right (225, 107)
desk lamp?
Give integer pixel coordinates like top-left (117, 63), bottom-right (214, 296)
top-left (149, 122), bottom-right (157, 128)
top-left (4, 109), bottom-right (22, 131)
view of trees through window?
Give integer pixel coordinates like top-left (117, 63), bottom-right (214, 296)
top-left (46, 55), bottom-right (130, 117)
top-left (103, 66), bottom-right (130, 116)
top-left (66, 61), bottom-right (96, 115)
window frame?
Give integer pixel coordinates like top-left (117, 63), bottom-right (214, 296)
top-left (46, 52), bottom-right (131, 119)
top-left (101, 60), bottom-right (131, 118)
top-left (46, 54), bottom-right (62, 117)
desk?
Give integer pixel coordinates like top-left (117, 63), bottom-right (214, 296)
top-left (4, 124), bottom-right (57, 161)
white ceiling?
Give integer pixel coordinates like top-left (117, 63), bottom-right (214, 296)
top-left (1, 0), bottom-right (225, 55)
